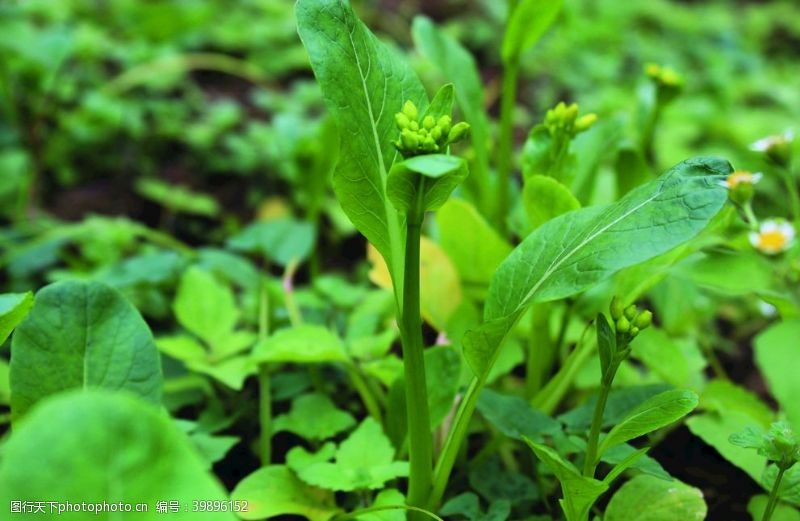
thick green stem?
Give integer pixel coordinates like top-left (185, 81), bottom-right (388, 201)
top-left (401, 180), bottom-right (433, 516)
top-left (495, 59), bottom-right (519, 235)
top-left (347, 365), bottom-right (383, 423)
top-left (582, 370), bottom-right (615, 476)
top-left (742, 201), bottom-right (759, 230)
top-left (762, 464), bottom-right (788, 521)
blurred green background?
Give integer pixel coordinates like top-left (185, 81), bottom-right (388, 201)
top-left (1, 0), bottom-right (797, 233)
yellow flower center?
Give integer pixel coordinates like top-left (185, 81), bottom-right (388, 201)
top-left (727, 172), bottom-right (753, 188)
top-left (758, 230), bottom-right (788, 252)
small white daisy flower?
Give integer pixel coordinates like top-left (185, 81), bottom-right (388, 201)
top-left (749, 219), bottom-right (795, 255)
top-left (757, 300), bottom-right (778, 318)
top-left (750, 130), bottom-right (794, 152)
top-left (719, 171), bottom-right (763, 189)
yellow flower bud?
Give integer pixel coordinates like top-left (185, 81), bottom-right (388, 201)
top-left (634, 310), bottom-right (653, 329)
top-left (402, 101), bottom-right (418, 121)
top-left (437, 115), bottom-right (452, 134)
top-left (447, 122), bottom-right (470, 144)
top-left (624, 305), bottom-right (638, 320)
top-left (575, 113), bottom-right (597, 132)
top-left (616, 316), bottom-right (631, 333)
top-left (395, 112), bottom-right (410, 129)
top-left (610, 297), bottom-right (624, 320)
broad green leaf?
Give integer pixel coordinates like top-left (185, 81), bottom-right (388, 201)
top-left (477, 388), bottom-right (560, 441)
top-left (135, 178), bottom-right (220, 217)
top-left (699, 380), bottom-right (774, 427)
top-left (227, 218), bottom-right (315, 267)
top-left (157, 334), bottom-right (255, 390)
top-left (754, 320), bottom-right (800, 429)
top-left (174, 266), bottom-right (239, 349)
top-left (674, 251), bottom-right (774, 295)
top-left (426, 346), bottom-right (462, 430)
top-left (559, 384), bottom-right (671, 433)
top-left (440, 492), bottom-right (511, 521)
top-left (293, 418), bottom-right (409, 491)
top-left (502, 0), bottom-right (564, 63)
top-left (95, 250), bottom-right (186, 288)
top-left (10, 280), bottom-right (162, 421)
top-left (297, 0), bottom-right (428, 296)
top-left (356, 489), bottom-right (406, 521)
top-left (597, 389), bottom-right (698, 457)
top-left (423, 83), bottom-right (455, 119)
top-left (288, 443), bottom-right (338, 474)
top-left (274, 393), bottom-right (356, 441)
top-left (252, 325), bottom-right (349, 364)
top-left (468, 457), bottom-right (539, 505)
top-left (522, 175), bottom-right (580, 231)
top-left (729, 426), bottom-right (769, 452)
top-left (604, 475), bottom-right (707, 521)
top-left (387, 155), bottom-right (469, 213)
top-left (601, 447), bottom-right (650, 485)
top-left (0, 291), bottom-right (33, 345)
top-left (231, 465), bottom-right (339, 521)
top-left (438, 199), bottom-right (512, 295)
top-left (748, 495), bottom-right (800, 521)
top-left (687, 411), bottom-right (768, 483)
top-left (524, 438), bottom-right (608, 521)
top-left (187, 356), bottom-right (255, 391)
top-left (463, 157), bottom-right (730, 380)
top-left (631, 328), bottom-right (691, 387)
top-left (0, 391), bottom-right (234, 521)
top-left (601, 443), bottom-right (671, 481)
top-left (412, 17), bottom-right (491, 211)
top-left (196, 248), bottom-right (260, 289)
top-left (188, 431), bottom-right (240, 469)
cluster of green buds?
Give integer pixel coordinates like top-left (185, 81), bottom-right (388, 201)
top-left (610, 297), bottom-right (653, 340)
top-left (645, 63), bottom-right (683, 106)
top-left (394, 101), bottom-right (470, 157)
top-left (543, 102), bottom-right (597, 139)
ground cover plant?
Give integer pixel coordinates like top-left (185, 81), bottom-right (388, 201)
top-left (0, 0), bottom-right (799, 520)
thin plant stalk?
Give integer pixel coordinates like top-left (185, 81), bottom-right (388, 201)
top-left (762, 464), bottom-right (789, 521)
top-left (400, 178), bottom-right (433, 515)
top-left (780, 167), bottom-right (800, 223)
top-left (430, 323), bottom-right (595, 509)
top-left (495, 60), bottom-right (519, 235)
top-left (257, 279), bottom-right (272, 465)
top-left (582, 372), bottom-right (614, 476)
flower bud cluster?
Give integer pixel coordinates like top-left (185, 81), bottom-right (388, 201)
top-left (544, 102), bottom-right (597, 139)
top-left (645, 63), bottom-right (683, 106)
top-left (394, 101), bottom-right (469, 157)
top-left (610, 297), bottom-right (652, 339)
